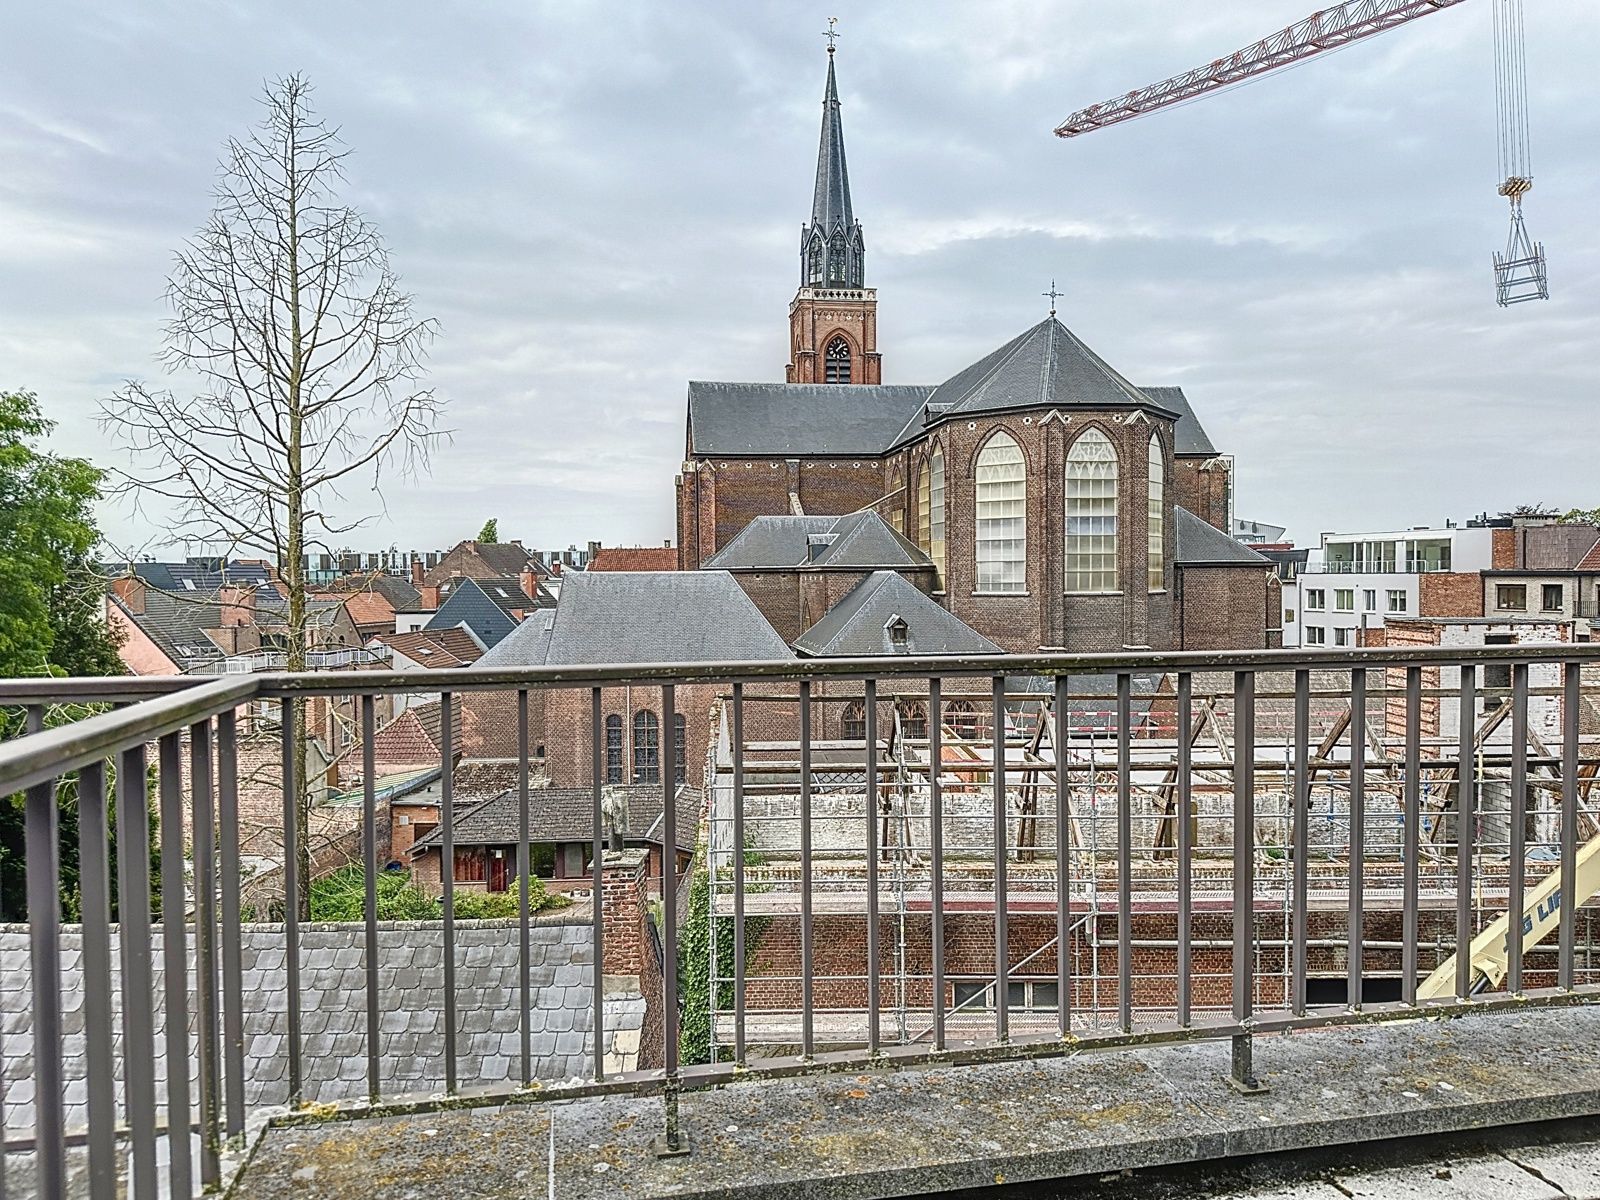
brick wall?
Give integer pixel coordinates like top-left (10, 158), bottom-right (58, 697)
top-left (1419, 573), bottom-right (1484, 618)
top-left (1173, 457), bottom-right (1230, 532)
top-left (1492, 528), bottom-right (1517, 569)
top-left (1175, 565), bottom-right (1273, 650)
top-left (540, 682), bottom-right (719, 791)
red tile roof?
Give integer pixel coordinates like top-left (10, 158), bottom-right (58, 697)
top-left (329, 589), bottom-right (396, 630)
top-left (1578, 539), bottom-right (1600, 571)
top-left (373, 627), bottom-right (485, 668)
top-left (588, 546), bottom-right (679, 572)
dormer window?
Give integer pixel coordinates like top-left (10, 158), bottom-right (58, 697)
top-left (884, 614), bottom-right (909, 652)
top-left (825, 336), bottom-right (852, 384)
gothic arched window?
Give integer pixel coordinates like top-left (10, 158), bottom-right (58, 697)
top-left (929, 445), bottom-right (946, 589)
top-left (604, 714), bottom-right (623, 784)
top-left (841, 700), bottom-right (866, 741)
top-left (944, 700), bottom-right (979, 740)
top-left (1147, 433), bottom-right (1165, 591)
top-left (975, 432), bottom-right (1026, 593)
top-left (807, 238), bottom-right (824, 285)
top-left (1066, 428), bottom-right (1119, 593)
top-left (632, 710), bottom-right (659, 784)
top-left (896, 701), bottom-right (928, 741)
top-left (828, 234), bottom-right (846, 282)
top-left (825, 335), bottom-right (852, 384)
top-left (674, 713), bottom-right (688, 785)
top-left (916, 457), bottom-right (932, 553)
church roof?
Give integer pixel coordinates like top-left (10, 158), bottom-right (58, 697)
top-left (917, 317), bottom-right (1176, 426)
top-left (686, 381), bottom-right (931, 457)
top-left (810, 52), bottom-right (853, 235)
top-left (1140, 386), bottom-right (1217, 456)
top-left (1174, 507), bottom-right (1270, 566)
top-left (703, 512), bottom-right (932, 571)
top-left (794, 571), bottom-right (1001, 657)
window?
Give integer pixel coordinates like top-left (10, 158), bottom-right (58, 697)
top-left (952, 979), bottom-right (1060, 1012)
top-left (1483, 633), bottom-right (1514, 710)
top-left (1284, 609), bottom-right (1295, 624)
top-left (1334, 627), bottom-right (1352, 647)
top-left (1146, 434), bottom-right (1164, 590)
top-left (1065, 429), bottom-right (1118, 593)
top-left (1334, 589), bottom-right (1354, 612)
top-left (975, 432), bottom-right (1027, 593)
top-left (1496, 584), bottom-right (1526, 611)
top-left (605, 714), bottom-right (623, 784)
top-left (1542, 583), bottom-right (1564, 612)
top-left (841, 700), bottom-right (866, 741)
top-left (1306, 589), bottom-right (1326, 610)
top-left (828, 234), bottom-right (846, 282)
top-left (806, 239), bottom-right (823, 284)
top-left (674, 713), bottom-right (687, 785)
top-left (928, 445), bottom-right (946, 588)
top-left (1363, 589), bottom-right (1377, 612)
top-left (453, 847), bottom-right (487, 884)
top-left (1387, 589), bottom-right (1408, 614)
top-left (1304, 626), bottom-right (1326, 645)
top-left (824, 335), bottom-right (852, 383)
top-left (897, 701), bottom-right (927, 741)
top-left (632, 710), bottom-right (660, 783)
top-left (944, 700), bottom-right (979, 739)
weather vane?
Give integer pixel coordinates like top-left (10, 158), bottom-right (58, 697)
top-left (823, 16), bottom-right (840, 52)
top-left (1043, 279), bottom-right (1063, 318)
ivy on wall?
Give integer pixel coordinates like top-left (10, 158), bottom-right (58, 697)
top-left (677, 843), bottom-right (771, 1066)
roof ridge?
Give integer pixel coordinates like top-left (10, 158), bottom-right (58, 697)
top-left (953, 322), bottom-right (1048, 410)
top-left (1053, 321), bottom-right (1152, 407)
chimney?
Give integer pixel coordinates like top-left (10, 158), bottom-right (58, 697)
top-left (520, 565), bottom-right (539, 602)
top-left (511, 538), bottom-right (523, 548)
top-left (111, 575), bottom-right (146, 616)
top-left (219, 585), bottom-right (257, 627)
top-left (587, 540), bottom-right (601, 563)
top-left (419, 584), bottom-right (441, 610)
top-left (410, 556), bottom-right (424, 587)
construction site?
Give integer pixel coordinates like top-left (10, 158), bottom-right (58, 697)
top-left (699, 666), bottom-right (1600, 1056)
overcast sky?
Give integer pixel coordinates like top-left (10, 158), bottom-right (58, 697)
top-left (4, 1), bottom-right (1597, 557)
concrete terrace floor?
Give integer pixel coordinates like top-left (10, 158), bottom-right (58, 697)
top-left (234, 1004), bottom-right (1600, 1200)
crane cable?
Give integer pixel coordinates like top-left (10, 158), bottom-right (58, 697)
top-left (1493, 0), bottom-right (1532, 196)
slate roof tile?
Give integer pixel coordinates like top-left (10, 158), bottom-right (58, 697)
top-left (1174, 506), bottom-right (1270, 566)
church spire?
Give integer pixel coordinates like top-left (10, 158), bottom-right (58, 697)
top-left (800, 26), bottom-right (864, 289)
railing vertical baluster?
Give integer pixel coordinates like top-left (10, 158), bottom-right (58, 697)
top-left (929, 678), bottom-right (946, 1051)
top-left (1402, 666), bottom-right (1422, 1005)
top-left (1560, 662), bottom-right (1579, 991)
top-left (280, 698), bottom-right (302, 1106)
top-left (993, 675), bottom-right (1008, 1043)
top-left (864, 679), bottom-right (880, 1054)
top-left (588, 688), bottom-right (603, 1082)
top-left (78, 759), bottom-right (116, 1200)
top-left (732, 682), bottom-right (747, 1067)
top-left (441, 691), bottom-right (458, 1092)
top-left (23, 703), bottom-right (65, 1200)
top-left (1054, 674), bottom-right (1070, 1038)
top-left (658, 684), bottom-right (687, 1156)
top-left (526, 689), bottom-right (539, 1087)
top-left (216, 708), bottom-right (246, 1138)
top-left (1347, 670), bottom-right (1366, 1012)
top-left (1291, 669), bottom-right (1309, 1016)
top-left (1116, 672), bottom-right (1132, 1035)
top-left (1455, 665), bottom-right (1476, 1001)
top-left (800, 681), bottom-right (814, 1061)
top-left (191, 718), bottom-right (222, 1188)
top-left (1508, 663), bottom-right (1528, 996)
top-left (1230, 670), bottom-right (1264, 1093)
top-left (157, 732), bottom-right (193, 1198)
top-left (117, 743), bottom-right (158, 1199)
top-left (361, 696), bottom-right (379, 1103)
top-left (1177, 673), bottom-right (1193, 1028)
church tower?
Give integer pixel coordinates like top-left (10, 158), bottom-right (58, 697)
top-left (786, 39), bottom-right (881, 385)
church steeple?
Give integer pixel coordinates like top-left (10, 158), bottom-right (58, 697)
top-left (787, 28), bottom-right (881, 386)
top-left (800, 44), bottom-right (865, 289)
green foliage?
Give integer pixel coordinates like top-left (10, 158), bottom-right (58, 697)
top-left (678, 844), bottom-right (770, 1067)
top-left (309, 866), bottom-right (438, 922)
top-left (0, 390), bottom-right (132, 920)
top-left (453, 875), bottom-right (569, 919)
top-left (1560, 507), bottom-right (1600, 526)
top-left (477, 518), bottom-right (499, 543)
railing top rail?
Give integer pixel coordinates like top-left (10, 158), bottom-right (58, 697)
top-left (0, 674), bottom-right (204, 706)
top-left (0, 675), bottom-right (257, 796)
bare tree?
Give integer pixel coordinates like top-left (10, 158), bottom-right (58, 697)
top-left (103, 74), bottom-right (443, 907)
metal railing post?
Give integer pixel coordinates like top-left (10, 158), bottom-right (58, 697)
top-left (1230, 671), bottom-right (1267, 1094)
top-left (655, 684), bottom-right (689, 1157)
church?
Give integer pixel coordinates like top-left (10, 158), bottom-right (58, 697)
top-left (676, 44), bottom-right (1278, 654)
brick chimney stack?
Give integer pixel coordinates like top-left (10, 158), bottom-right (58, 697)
top-left (410, 556), bottom-right (425, 587)
top-left (219, 585), bottom-right (257, 627)
top-left (519, 565), bottom-right (539, 602)
top-left (110, 575), bottom-right (146, 616)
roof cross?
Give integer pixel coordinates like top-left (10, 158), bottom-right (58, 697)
top-left (1043, 279), bottom-right (1063, 318)
top-left (822, 16), bottom-right (840, 52)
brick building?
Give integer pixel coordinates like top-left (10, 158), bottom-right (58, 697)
top-left (675, 49), bottom-right (1272, 654)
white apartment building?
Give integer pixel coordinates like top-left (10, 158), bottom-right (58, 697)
top-left (1284, 525), bottom-right (1496, 649)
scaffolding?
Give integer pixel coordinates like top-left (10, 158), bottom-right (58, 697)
top-left (702, 671), bottom-right (1600, 1055)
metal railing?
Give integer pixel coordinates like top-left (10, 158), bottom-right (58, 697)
top-left (2, 643), bottom-right (1600, 1197)
top-left (1314, 559), bottom-right (1451, 574)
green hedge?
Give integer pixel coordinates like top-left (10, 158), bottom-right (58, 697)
top-left (678, 845), bottom-right (770, 1066)
top-left (307, 867), bottom-right (570, 921)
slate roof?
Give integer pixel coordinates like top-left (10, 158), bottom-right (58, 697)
top-left (110, 589), bottom-right (224, 671)
top-left (325, 570), bottom-right (423, 611)
top-left (115, 558), bottom-right (274, 594)
top-left (0, 922), bottom-right (645, 1137)
top-left (1139, 385), bottom-right (1218, 456)
top-left (810, 52), bottom-right (853, 235)
top-left (686, 381), bottom-right (932, 457)
top-left (409, 785), bottom-right (694, 853)
top-left (1174, 506), bottom-right (1270, 566)
top-left (477, 571), bottom-right (793, 668)
top-left (703, 511), bottom-right (932, 571)
top-left (373, 626), bottom-right (486, 669)
top-left (794, 571), bottom-right (1002, 657)
top-left (425, 579), bottom-right (521, 648)
top-left (589, 546), bottom-right (680, 572)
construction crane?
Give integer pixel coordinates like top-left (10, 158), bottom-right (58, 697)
top-left (1055, 0), bottom-right (1548, 306)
